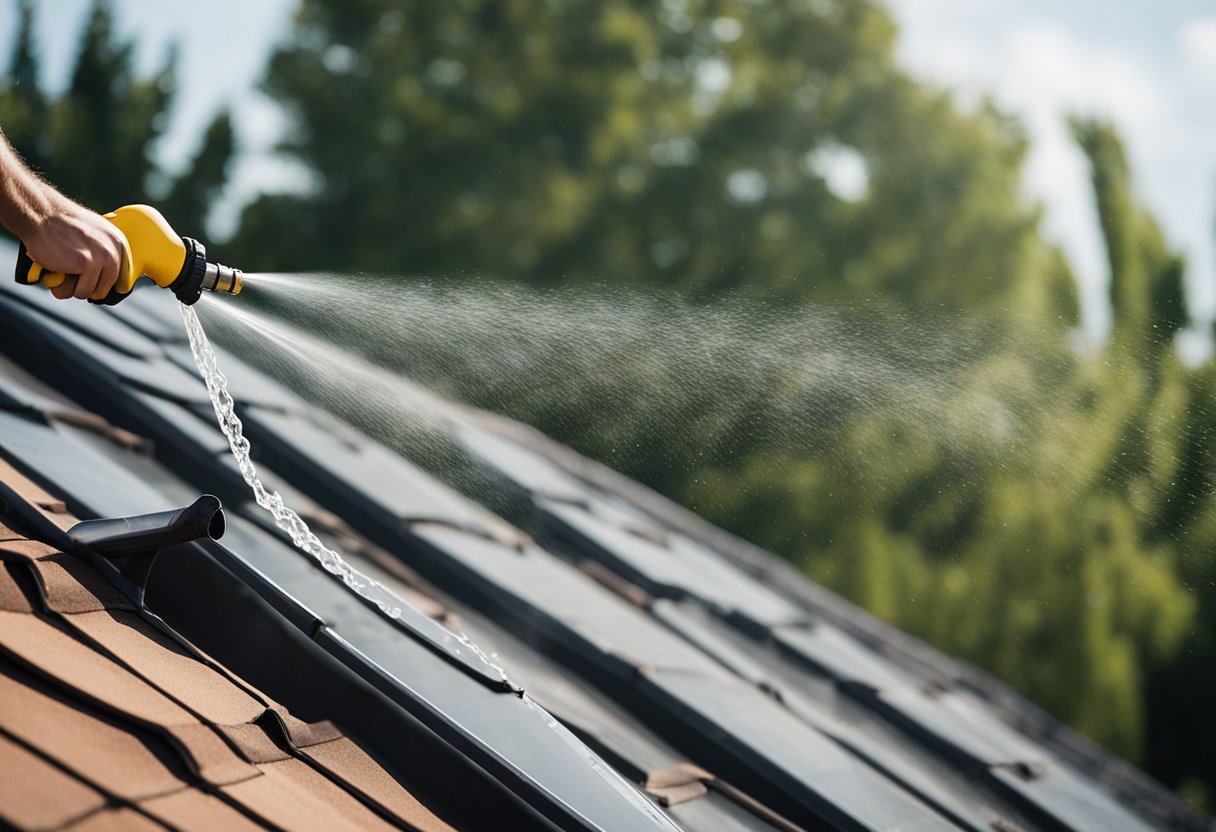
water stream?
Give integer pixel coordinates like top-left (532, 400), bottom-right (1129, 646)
top-left (179, 301), bottom-right (404, 618)
top-left (179, 300), bottom-right (681, 817)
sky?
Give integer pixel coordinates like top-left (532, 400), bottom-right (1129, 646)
top-left (0, 0), bottom-right (300, 232)
top-left (0, 0), bottom-right (1212, 346)
top-left (885, 0), bottom-right (1216, 350)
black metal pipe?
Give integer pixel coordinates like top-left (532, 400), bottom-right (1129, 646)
top-left (69, 495), bottom-right (225, 558)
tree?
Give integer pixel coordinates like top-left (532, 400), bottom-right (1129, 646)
top-left (0, 0), bottom-right (46, 170)
top-left (0, 0), bottom-right (234, 238)
top-left (236, 0), bottom-right (1075, 329)
top-left (1070, 118), bottom-right (1186, 358)
top-left (160, 111), bottom-right (235, 235)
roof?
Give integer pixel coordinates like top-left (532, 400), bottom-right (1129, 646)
top-left (0, 462), bottom-right (454, 832)
top-left (0, 240), bottom-right (1209, 832)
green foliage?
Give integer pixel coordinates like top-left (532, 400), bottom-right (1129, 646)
top-left (682, 337), bottom-right (1196, 765)
top-left (0, 0), bottom-right (234, 237)
top-left (1070, 118), bottom-right (1187, 356)
top-left (0, 0), bottom-right (45, 169)
top-left (235, 0), bottom-right (1074, 328)
top-left (235, 0), bottom-right (1213, 803)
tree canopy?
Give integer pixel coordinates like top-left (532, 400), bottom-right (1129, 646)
top-left (235, 0), bottom-right (1076, 326)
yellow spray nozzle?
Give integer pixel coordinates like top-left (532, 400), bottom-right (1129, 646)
top-left (105, 204), bottom-right (185, 295)
top-left (14, 204), bottom-right (244, 306)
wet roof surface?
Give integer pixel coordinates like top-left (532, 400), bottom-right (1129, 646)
top-left (0, 254), bottom-right (1208, 832)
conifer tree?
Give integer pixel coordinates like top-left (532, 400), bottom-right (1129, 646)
top-left (0, 0), bottom-right (46, 170)
top-left (161, 111), bottom-right (235, 235)
top-left (0, 0), bottom-right (233, 237)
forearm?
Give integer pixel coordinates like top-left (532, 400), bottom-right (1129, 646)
top-left (0, 129), bottom-right (62, 239)
top-left (0, 129), bottom-right (125, 300)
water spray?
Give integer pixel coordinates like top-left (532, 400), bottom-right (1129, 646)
top-left (13, 204), bottom-right (244, 305)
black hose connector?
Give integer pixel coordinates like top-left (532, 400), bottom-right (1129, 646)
top-left (168, 237), bottom-right (208, 306)
top-left (69, 495), bottom-right (226, 559)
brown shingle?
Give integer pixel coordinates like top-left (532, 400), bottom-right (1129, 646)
top-left (0, 561), bottom-right (38, 612)
top-left (0, 609), bottom-right (198, 728)
top-left (67, 609), bottom-right (267, 725)
top-left (59, 807), bottom-right (165, 832)
top-left (218, 722), bottom-right (294, 765)
top-left (225, 758), bottom-right (401, 832)
top-left (160, 723), bottom-right (262, 787)
top-left (274, 711), bottom-right (343, 748)
top-left (0, 537), bottom-right (57, 561)
top-left (0, 662), bottom-right (192, 802)
top-left (0, 466), bottom-right (457, 832)
top-left (0, 732), bottom-right (107, 830)
top-left (30, 554), bottom-right (136, 614)
top-left (140, 789), bottom-right (265, 832)
top-left (0, 458), bottom-right (71, 525)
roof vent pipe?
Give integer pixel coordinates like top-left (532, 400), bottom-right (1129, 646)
top-left (66, 496), bottom-right (226, 607)
top-left (69, 495), bottom-right (226, 557)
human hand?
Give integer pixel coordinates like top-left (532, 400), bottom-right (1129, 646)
top-left (20, 196), bottom-right (126, 301)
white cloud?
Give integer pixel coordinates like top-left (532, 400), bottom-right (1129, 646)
top-left (1181, 17), bottom-right (1216, 79)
